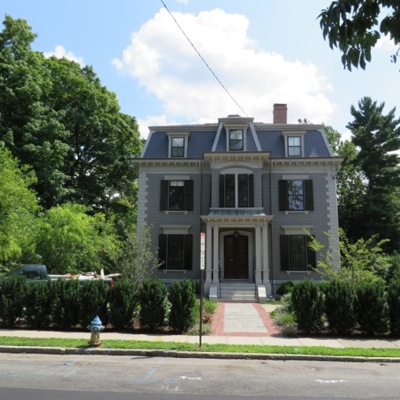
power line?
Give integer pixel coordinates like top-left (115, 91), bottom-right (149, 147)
top-left (160, 0), bottom-right (249, 117)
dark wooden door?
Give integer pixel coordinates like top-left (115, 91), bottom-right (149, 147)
top-left (224, 234), bottom-right (248, 279)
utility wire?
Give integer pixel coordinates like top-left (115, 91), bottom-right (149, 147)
top-left (160, 0), bottom-right (249, 117)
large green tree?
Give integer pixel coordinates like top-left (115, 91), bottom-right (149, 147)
top-left (0, 143), bottom-right (39, 269)
top-left (319, 1), bottom-right (400, 69)
top-left (347, 97), bottom-right (400, 251)
top-left (0, 16), bottom-right (142, 219)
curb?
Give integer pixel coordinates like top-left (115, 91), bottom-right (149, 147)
top-left (1, 346), bottom-right (400, 363)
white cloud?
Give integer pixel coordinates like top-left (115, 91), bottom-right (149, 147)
top-left (376, 35), bottom-right (397, 52)
top-left (44, 45), bottom-right (84, 66)
top-left (114, 8), bottom-right (335, 131)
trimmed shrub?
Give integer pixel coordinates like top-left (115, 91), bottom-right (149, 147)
top-left (356, 280), bottom-right (389, 336)
top-left (51, 280), bottom-right (81, 329)
top-left (109, 279), bottom-right (138, 331)
top-left (139, 279), bottom-right (167, 331)
top-left (387, 278), bottom-right (400, 336)
top-left (0, 276), bottom-right (26, 328)
top-left (168, 279), bottom-right (196, 333)
top-left (323, 279), bottom-right (356, 335)
top-left (290, 280), bottom-right (324, 334)
top-left (277, 281), bottom-right (294, 297)
top-left (79, 280), bottom-right (110, 326)
top-left (23, 281), bottom-right (53, 329)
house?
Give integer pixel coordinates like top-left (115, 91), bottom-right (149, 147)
top-left (135, 104), bottom-right (341, 301)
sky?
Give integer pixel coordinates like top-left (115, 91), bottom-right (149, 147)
top-left (1, 0), bottom-right (398, 140)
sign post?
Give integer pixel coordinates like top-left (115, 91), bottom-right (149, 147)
top-left (199, 232), bottom-right (205, 347)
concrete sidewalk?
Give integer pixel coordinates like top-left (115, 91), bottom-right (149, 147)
top-left (1, 302), bottom-right (400, 350)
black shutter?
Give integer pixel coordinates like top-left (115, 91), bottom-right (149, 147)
top-left (305, 180), bottom-right (314, 211)
top-left (280, 235), bottom-right (289, 271)
top-left (219, 175), bottom-right (225, 207)
top-left (249, 174), bottom-right (254, 207)
top-left (160, 180), bottom-right (169, 211)
top-left (279, 180), bottom-right (288, 211)
top-left (307, 236), bottom-right (316, 269)
top-left (184, 235), bottom-right (193, 270)
top-left (184, 180), bottom-right (194, 211)
top-left (158, 234), bottom-right (167, 268)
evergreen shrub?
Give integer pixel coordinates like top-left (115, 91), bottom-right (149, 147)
top-left (0, 276), bottom-right (26, 328)
top-left (23, 281), bottom-right (52, 329)
top-left (168, 279), bottom-right (196, 333)
top-left (387, 278), bottom-right (400, 336)
top-left (139, 278), bottom-right (167, 331)
top-left (277, 281), bottom-right (294, 297)
top-left (323, 279), bottom-right (356, 335)
top-left (109, 279), bottom-right (138, 330)
top-left (356, 280), bottom-right (389, 335)
top-left (290, 280), bottom-right (324, 334)
top-left (79, 280), bottom-right (110, 326)
top-left (51, 280), bottom-right (81, 329)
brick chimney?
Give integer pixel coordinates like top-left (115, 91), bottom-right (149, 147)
top-left (273, 103), bottom-right (287, 124)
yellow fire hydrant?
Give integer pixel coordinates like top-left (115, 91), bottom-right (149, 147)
top-left (87, 315), bottom-right (105, 347)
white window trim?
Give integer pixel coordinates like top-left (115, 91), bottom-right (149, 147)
top-left (167, 132), bottom-right (190, 158)
top-left (281, 225), bottom-right (313, 235)
top-left (282, 131), bottom-right (306, 157)
top-left (220, 168), bottom-right (253, 209)
top-left (161, 225), bottom-right (191, 234)
top-left (224, 124), bottom-right (247, 151)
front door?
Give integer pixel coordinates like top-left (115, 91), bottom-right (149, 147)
top-left (224, 234), bottom-right (249, 279)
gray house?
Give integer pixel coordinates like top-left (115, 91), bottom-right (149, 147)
top-left (136, 104), bottom-right (341, 301)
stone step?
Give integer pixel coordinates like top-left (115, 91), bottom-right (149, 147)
top-left (220, 282), bottom-right (256, 301)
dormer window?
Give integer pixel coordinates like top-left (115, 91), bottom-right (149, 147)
top-left (167, 132), bottom-right (190, 158)
top-left (228, 129), bottom-right (244, 151)
top-left (282, 131), bottom-right (305, 157)
top-left (287, 136), bottom-right (301, 156)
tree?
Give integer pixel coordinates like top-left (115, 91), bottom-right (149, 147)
top-left (347, 97), bottom-right (400, 251)
top-left (319, 1), bottom-right (400, 70)
top-left (35, 203), bottom-right (120, 274)
top-left (0, 143), bottom-right (39, 270)
top-left (0, 16), bottom-right (142, 221)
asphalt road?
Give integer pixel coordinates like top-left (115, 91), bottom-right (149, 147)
top-left (0, 353), bottom-right (399, 399)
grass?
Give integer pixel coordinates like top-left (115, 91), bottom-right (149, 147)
top-left (1, 336), bottom-right (400, 358)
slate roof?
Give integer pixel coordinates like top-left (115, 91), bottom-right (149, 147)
top-left (142, 122), bottom-right (332, 159)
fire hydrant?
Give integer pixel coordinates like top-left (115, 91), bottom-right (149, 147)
top-left (87, 315), bottom-right (105, 347)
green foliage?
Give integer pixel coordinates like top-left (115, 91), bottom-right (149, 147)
top-left (51, 280), bottom-right (81, 330)
top-left (35, 204), bottom-right (120, 274)
top-left (387, 278), bottom-right (400, 336)
top-left (117, 225), bottom-right (160, 285)
top-left (108, 279), bottom-right (138, 330)
top-left (139, 279), bottom-right (167, 331)
top-left (319, 1), bottom-right (400, 70)
top-left (356, 280), bottom-right (389, 336)
top-left (23, 281), bottom-right (52, 329)
top-left (323, 279), bottom-right (356, 335)
top-left (0, 276), bottom-right (26, 328)
top-left (277, 281), bottom-right (294, 297)
top-left (168, 280), bottom-right (196, 333)
top-left (78, 280), bottom-right (110, 327)
top-left (290, 280), bottom-right (324, 334)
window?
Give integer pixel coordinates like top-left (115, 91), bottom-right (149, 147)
top-left (220, 174), bottom-right (254, 208)
top-left (171, 137), bottom-right (185, 157)
top-left (160, 180), bottom-right (193, 211)
top-left (280, 235), bottom-right (316, 271)
top-left (229, 129), bottom-right (244, 151)
top-left (287, 136), bottom-right (301, 156)
top-left (279, 180), bottom-right (314, 211)
top-left (158, 234), bottom-right (193, 270)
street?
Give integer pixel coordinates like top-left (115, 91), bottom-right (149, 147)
top-left (0, 353), bottom-right (399, 399)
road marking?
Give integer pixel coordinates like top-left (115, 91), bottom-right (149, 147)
top-left (180, 376), bottom-right (202, 380)
top-left (316, 379), bottom-right (348, 384)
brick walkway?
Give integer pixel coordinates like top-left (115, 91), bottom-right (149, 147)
top-left (211, 302), bottom-right (281, 337)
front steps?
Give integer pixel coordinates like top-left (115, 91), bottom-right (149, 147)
top-left (219, 281), bottom-right (257, 301)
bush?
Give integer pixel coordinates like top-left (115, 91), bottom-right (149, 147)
top-left (109, 279), bottom-right (138, 330)
top-left (139, 279), bottom-right (167, 331)
top-left (0, 276), bottom-right (26, 328)
top-left (323, 279), bottom-right (356, 335)
top-left (51, 280), bottom-right (81, 329)
top-left (79, 280), bottom-right (110, 327)
top-left (24, 281), bottom-right (52, 329)
top-left (168, 280), bottom-right (196, 333)
top-left (356, 280), bottom-right (389, 336)
top-left (387, 278), bottom-right (400, 336)
top-left (277, 281), bottom-right (294, 297)
top-left (290, 280), bottom-right (324, 334)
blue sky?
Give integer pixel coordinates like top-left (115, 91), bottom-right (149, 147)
top-left (1, 0), bottom-right (398, 139)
